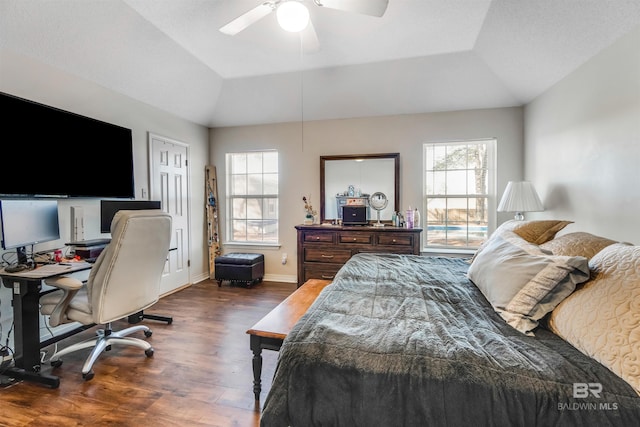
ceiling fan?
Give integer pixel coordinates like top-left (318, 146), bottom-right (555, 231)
top-left (219, 0), bottom-right (389, 51)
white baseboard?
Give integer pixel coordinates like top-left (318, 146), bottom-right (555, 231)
top-left (192, 272), bottom-right (210, 284)
top-left (263, 273), bottom-right (297, 283)
top-left (192, 272), bottom-right (297, 285)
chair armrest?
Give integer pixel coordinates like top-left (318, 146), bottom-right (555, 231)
top-left (42, 276), bottom-right (83, 327)
top-left (44, 276), bottom-right (84, 290)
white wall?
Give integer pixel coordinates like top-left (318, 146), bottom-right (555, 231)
top-left (210, 106), bottom-right (524, 281)
top-left (0, 48), bottom-right (210, 347)
top-left (524, 26), bottom-right (640, 243)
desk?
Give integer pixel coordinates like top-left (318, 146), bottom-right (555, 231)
top-left (0, 262), bottom-right (92, 388)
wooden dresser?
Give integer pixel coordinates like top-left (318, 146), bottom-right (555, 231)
top-left (295, 224), bottom-right (422, 286)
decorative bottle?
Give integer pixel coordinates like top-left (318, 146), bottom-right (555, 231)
top-left (413, 208), bottom-right (421, 228)
top-left (406, 206), bottom-right (413, 229)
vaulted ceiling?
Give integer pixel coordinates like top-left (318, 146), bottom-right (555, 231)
top-left (1, 0), bottom-right (639, 127)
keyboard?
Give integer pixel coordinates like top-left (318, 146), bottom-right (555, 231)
top-left (33, 264), bottom-right (76, 274)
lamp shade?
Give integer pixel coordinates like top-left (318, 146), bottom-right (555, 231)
top-left (277, 1), bottom-right (310, 32)
top-left (497, 181), bottom-right (544, 220)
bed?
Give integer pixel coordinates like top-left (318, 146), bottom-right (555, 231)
top-left (261, 221), bottom-right (640, 426)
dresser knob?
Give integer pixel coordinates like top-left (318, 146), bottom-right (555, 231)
top-left (392, 239), bottom-right (396, 243)
top-left (316, 236), bottom-right (320, 240)
top-left (353, 238), bottom-right (357, 241)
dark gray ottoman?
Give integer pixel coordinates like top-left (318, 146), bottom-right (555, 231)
top-left (215, 253), bottom-right (264, 287)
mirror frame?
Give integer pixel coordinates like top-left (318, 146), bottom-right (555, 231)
top-left (320, 153), bottom-right (400, 223)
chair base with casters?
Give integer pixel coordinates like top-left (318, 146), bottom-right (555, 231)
top-left (49, 322), bottom-right (154, 381)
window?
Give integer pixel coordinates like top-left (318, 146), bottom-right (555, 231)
top-left (226, 151), bottom-right (279, 244)
top-left (423, 139), bottom-right (496, 249)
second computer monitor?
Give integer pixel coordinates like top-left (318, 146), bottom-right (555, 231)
top-left (100, 200), bottom-right (161, 233)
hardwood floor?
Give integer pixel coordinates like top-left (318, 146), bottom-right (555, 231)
top-left (0, 279), bottom-right (296, 426)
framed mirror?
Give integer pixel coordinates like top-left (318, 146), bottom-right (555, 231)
top-left (320, 153), bottom-right (400, 223)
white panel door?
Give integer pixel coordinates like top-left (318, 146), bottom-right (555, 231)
top-left (149, 133), bottom-right (190, 294)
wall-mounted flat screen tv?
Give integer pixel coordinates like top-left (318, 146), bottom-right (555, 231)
top-left (0, 92), bottom-right (134, 198)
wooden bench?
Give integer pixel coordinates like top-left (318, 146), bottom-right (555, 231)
top-left (246, 279), bottom-right (331, 400)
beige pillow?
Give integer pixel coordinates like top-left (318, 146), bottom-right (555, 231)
top-left (539, 232), bottom-right (617, 259)
top-left (470, 219), bottom-right (573, 263)
top-left (511, 220), bottom-right (574, 244)
top-left (467, 231), bottom-right (590, 335)
top-left (548, 243), bottom-right (639, 395)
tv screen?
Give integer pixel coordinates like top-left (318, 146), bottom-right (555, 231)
top-left (0, 199), bottom-right (60, 264)
top-left (0, 92), bottom-right (134, 198)
top-left (100, 200), bottom-right (161, 233)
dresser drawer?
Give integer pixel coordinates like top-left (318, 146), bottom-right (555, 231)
top-left (303, 265), bottom-right (341, 282)
top-left (377, 233), bottom-right (414, 247)
top-left (338, 232), bottom-right (373, 245)
top-left (303, 231), bottom-right (335, 244)
top-left (304, 248), bottom-right (352, 264)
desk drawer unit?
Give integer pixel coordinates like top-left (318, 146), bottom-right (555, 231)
top-left (295, 225), bottom-right (422, 286)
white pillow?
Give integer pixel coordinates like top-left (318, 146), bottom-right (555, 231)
top-left (467, 231), bottom-right (590, 335)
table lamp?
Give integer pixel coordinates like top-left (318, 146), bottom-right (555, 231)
top-left (497, 181), bottom-right (544, 220)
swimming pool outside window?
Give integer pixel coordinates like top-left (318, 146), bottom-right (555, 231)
top-left (423, 139), bottom-right (496, 249)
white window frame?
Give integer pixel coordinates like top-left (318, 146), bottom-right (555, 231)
top-left (422, 139), bottom-right (496, 252)
top-left (225, 150), bottom-right (279, 247)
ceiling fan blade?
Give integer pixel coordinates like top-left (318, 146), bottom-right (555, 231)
top-left (314, 0), bottom-right (388, 17)
top-left (301, 21), bottom-right (320, 53)
top-left (219, 2), bottom-right (276, 35)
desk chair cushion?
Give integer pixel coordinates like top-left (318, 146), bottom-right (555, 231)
top-left (40, 287), bottom-right (92, 325)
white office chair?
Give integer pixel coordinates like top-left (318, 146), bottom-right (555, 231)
top-left (40, 210), bottom-right (172, 380)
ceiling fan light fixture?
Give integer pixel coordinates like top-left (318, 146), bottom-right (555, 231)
top-left (277, 1), bottom-right (310, 32)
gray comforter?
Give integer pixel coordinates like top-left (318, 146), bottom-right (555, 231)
top-left (261, 253), bottom-right (640, 426)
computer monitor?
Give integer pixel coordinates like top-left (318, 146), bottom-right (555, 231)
top-left (100, 200), bottom-right (162, 233)
top-left (0, 199), bottom-right (60, 265)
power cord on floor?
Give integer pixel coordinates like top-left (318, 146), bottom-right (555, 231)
top-left (41, 312), bottom-right (59, 364)
top-left (0, 295), bottom-right (13, 372)
top-left (0, 343), bottom-right (17, 387)
top-left (1, 345), bottom-right (13, 371)
top-left (0, 326), bottom-right (16, 386)
top-left (0, 294), bottom-right (17, 386)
